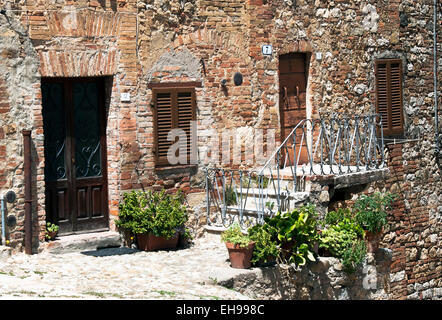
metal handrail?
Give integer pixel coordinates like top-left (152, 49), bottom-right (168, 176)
top-left (205, 114), bottom-right (385, 228)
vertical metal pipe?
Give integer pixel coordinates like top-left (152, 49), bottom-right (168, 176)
top-left (205, 168), bottom-right (210, 225)
top-left (1, 194), bottom-right (5, 245)
top-left (22, 130), bottom-right (32, 255)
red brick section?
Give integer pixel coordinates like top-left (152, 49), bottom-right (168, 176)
top-left (18, 1), bottom-right (141, 223)
top-left (381, 144), bottom-right (408, 299)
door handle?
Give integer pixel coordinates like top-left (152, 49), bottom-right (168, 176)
top-left (295, 85), bottom-right (300, 108)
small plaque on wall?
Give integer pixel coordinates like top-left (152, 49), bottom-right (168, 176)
top-left (121, 92), bottom-right (131, 102)
top-left (262, 45), bottom-right (273, 56)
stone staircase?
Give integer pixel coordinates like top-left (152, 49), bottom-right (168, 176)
top-left (205, 164), bottom-right (390, 232)
top-left (205, 115), bottom-right (388, 230)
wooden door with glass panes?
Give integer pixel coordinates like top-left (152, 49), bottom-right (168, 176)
top-left (42, 77), bottom-right (109, 234)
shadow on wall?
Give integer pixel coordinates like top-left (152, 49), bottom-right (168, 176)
top-left (97, 0), bottom-right (117, 12)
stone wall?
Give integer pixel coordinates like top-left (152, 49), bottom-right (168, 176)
top-left (218, 249), bottom-right (393, 300)
top-left (0, 7), bottom-right (42, 252)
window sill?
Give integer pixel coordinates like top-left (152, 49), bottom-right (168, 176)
top-left (154, 164), bottom-right (198, 172)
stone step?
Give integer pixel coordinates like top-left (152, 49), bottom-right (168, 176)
top-left (231, 187), bottom-right (308, 197)
top-left (41, 230), bottom-right (123, 254)
top-left (210, 190), bottom-right (310, 213)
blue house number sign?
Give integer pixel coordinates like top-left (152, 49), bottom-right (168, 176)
top-left (262, 45), bottom-right (273, 56)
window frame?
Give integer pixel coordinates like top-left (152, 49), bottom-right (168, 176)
top-left (375, 59), bottom-right (404, 137)
top-left (152, 86), bottom-right (197, 167)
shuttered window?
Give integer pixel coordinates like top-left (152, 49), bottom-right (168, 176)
top-left (153, 88), bottom-right (196, 166)
top-left (375, 59), bottom-right (404, 136)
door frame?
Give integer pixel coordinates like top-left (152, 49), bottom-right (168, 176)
top-left (278, 52), bottom-right (311, 165)
top-left (42, 76), bottom-right (109, 235)
top-left (278, 52), bottom-right (309, 143)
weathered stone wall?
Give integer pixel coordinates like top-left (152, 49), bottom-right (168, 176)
top-left (0, 6), bottom-right (42, 252)
top-left (218, 249), bottom-right (393, 300)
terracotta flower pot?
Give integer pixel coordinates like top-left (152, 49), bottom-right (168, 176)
top-left (136, 233), bottom-right (179, 251)
top-left (365, 230), bottom-right (382, 253)
top-left (46, 231), bottom-right (58, 241)
top-left (225, 241), bottom-right (255, 269)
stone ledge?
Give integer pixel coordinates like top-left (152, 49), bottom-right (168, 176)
top-left (333, 167), bottom-right (390, 189)
top-left (40, 231), bottom-right (123, 254)
top-left (211, 248), bottom-right (393, 300)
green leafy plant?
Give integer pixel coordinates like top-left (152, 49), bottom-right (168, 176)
top-left (354, 192), bottom-right (396, 233)
top-left (341, 240), bottom-right (367, 274)
top-left (45, 222), bottom-right (59, 240)
top-left (180, 228), bottom-right (193, 241)
top-left (319, 224), bottom-right (361, 257)
top-left (116, 189), bottom-right (188, 239)
top-left (265, 201), bottom-right (275, 212)
top-left (241, 175), bottom-right (270, 189)
top-left (46, 222), bottom-right (59, 233)
top-left (248, 223), bottom-right (279, 265)
top-left (322, 208), bottom-right (354, 226)
top-left (256, 175), bottom-right (270, 189)
top-left (220, 222), bottom-right (252, 248)
top-left (264, 204), bottom-right (319, 266)
top-left (224, 186), bottom-right (237, 206)
top-left (319, 209), bottom-right (364, 257)
top-left (319, 209), bottom-right (366, 273)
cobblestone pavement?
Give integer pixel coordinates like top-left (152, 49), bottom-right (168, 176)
top-left (0, 234), bottom-right (253, 300)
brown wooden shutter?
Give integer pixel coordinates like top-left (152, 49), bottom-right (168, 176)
top-left (177, 90), bottom-right (195, 160)
top-left (376, 59), bottom-right (404, 136)
top-left (154, 90), bottom-right (174, 165)
top-left (153, 88), bottom-right (196, 166)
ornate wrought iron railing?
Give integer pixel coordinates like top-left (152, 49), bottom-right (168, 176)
top-left (204, 114), bottom-right (385, 228)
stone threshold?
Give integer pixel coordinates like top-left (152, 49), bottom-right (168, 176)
top-left (40, 230), bottom-right (123, 254)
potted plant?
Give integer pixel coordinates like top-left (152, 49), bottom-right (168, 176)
top-left (318, 209), bottom-right (367, 273)
top-left (354, 192), bottom-right (396, 252)
top-left (45, 222), bottom-right (59, 241)
top-left (116, 189), bottom-right (189, 251)
top-left (221, 222), bottom-right (255, 269)
top-left (248, 222), bottom-right (279, 267)
top-left (263, 205), bottom-right (319, 266)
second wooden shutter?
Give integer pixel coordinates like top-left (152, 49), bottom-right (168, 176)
top-left (376, 59), bottom-right (404, 136)
top-left (177, 90), bottom-right (195, 161)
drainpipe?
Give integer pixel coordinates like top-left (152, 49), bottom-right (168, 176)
top-left (1, 190), bottom-right (16, 246)
top-left (434, 0), bottom-right (440, 156)
top-left (1, 193), bottom-right (5, 246)
top-left (23, 130), bottom-right (32, 255)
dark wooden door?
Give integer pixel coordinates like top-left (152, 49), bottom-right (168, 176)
top-left (279, 53), bottom-right (308, 164)
top-left (42, 77), bottom-right (109, 235)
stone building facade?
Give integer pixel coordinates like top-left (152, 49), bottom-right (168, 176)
top-left (0, 0), bottom-right (440, 299)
